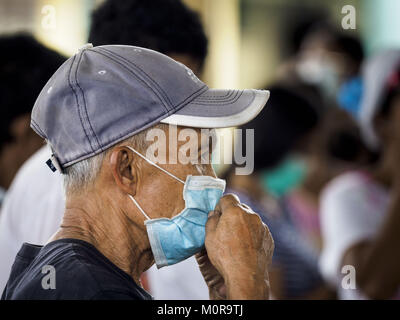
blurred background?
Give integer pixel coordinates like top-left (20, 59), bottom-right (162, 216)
top-left (1, 0), bottom-right (400, 88)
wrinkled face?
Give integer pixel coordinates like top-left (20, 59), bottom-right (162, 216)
top-left (135, 126), bottom-right (216, 219)
top-left (104, 125), bottom-right (217, 224)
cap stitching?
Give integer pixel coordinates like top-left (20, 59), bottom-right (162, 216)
top-left (195, 90), bottom-right (236, 102)
top-left (67, 53), bottom-right (96, 153)
top-left (173, 85), bottom-right (208, 109)
top-left (75, 51), bottom-right (103, 152)
top-left (191, 90), bottom-right (243, 105)
top-left (99, 47), bottom-right (174, 110)
top-left (192, 94), bottom-right (242, 105)
top-left (196, 90), bottom-right (239, 102)
top-left (194, 90), bottom-right (233, 100)
top-left (90, 49), bottom-right (170, 113)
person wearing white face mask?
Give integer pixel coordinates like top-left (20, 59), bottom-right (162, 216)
top-left (286, 24), bottom-right (365, 102)
top-left (2, 44), bottom-right (273, 300)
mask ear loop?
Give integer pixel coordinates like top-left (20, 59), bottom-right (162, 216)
top-left (128, 194), bottom-right (151, 221)
top-left (125, 146), bottom-right (185, 223)
top-left (125, 146), bottom-right (185, 184)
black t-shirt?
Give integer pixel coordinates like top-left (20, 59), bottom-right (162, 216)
top-left (1, 238), bottom-right (153, 300)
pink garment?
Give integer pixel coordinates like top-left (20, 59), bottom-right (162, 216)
top-left (285, 190), bottom-right (321, 253)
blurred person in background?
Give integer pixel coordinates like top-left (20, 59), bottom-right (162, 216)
top-left (274, 23), bottom-right (369, 257)
top-left (225, 84), bottom-right (335, 299)
top-left (0, 0), bottom-right (210, 298)
top-left (319, 49), bottom-right (400, 299)
top-left (296, 24), bottom-right (364, 106)
top-left (280, 105), bottom-right (371, 254)
top-left (279, 22), bottom-right (364, 118)
top-left (0, 35), bottom-right (65, 207)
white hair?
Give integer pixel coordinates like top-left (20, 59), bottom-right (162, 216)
top-left (62, 123), bottom-right (169, 195)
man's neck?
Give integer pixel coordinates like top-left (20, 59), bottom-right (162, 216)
top-left (49, 192), bottom-right (153, 286)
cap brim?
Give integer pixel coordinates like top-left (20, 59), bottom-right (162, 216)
top-left (160, 89), bottom-right (269, 128)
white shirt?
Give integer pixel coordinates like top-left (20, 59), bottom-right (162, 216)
top-left (319, 171), bottom-right (390, 299)
top-left (0, 146), bottom-right (209, 299)
top-left (0, 146), bottom-right (65, 291)
top-left (146, 258), bottom-right (209, 299)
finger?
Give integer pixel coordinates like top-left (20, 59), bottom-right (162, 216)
top-left (196, 253), bottom-right (209, 267)
top-left (240, 203), bottom-right (252, 211)
top-left (217, 284), bottom-right (227, 298)
top-left (195, 248), bottom-right (207, 260)
top-left (195, 252), bottom-right (206, 265)
top-left (240, 202), bottom-right (260, 215)
top-left (208, 275), bottom-right (224, 287)
top-left (215, 193), bottom-right (241, 214)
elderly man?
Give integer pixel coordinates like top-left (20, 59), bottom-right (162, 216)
top-left (2, 44), bottom-right (273, 300)
top-left (0, 0), bottom-right (210, 298)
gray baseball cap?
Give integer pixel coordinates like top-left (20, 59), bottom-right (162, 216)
top-left (31, 44), bottom-right (269, 171)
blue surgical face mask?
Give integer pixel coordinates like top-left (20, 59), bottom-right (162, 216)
top-left (126, 146), bottom-right (226, 268)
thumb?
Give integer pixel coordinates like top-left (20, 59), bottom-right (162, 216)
top-left (205, 210), bottom-right (220, 236)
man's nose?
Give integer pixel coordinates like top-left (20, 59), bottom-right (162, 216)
top-left (204, 164), bottom-right (217, 178)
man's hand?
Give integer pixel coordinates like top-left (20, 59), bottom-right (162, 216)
top-left (198, 194), bottom-right (274, 300)
top-left (196, 249), bottom-right (227, 300)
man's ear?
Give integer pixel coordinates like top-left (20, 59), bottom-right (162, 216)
top-left (109, 146), bottom-right (137, 195)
